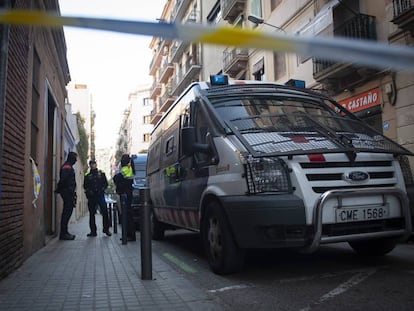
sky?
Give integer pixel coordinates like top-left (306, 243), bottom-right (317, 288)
top-left (59, 0), bottom-right (166, 149)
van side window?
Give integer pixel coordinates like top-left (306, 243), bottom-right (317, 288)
top-left (195, 107), bottom-right (210, 163)
top-left (165, 136), bottom-right (174, 155)
top-left (182, 105), bottom-right (191, 128)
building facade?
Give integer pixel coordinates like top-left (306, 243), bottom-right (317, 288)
top-left (0, 0), bottom-right (74, 279)
top-left (149, 0), bottom-right (203, 125)
top-left (66, 82), bottom-right (95, 160)
top-left (127, 86), bottom-right (154, 154)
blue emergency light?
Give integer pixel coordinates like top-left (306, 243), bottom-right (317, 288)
top-left (210, 74), bottom-right (229, 85)
top-left (285, 79), bottom-right (306, 88)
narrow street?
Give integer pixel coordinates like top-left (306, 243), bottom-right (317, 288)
top-left (153, 230), bottom-right (414, 310)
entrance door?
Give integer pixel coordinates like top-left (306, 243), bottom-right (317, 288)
top-left (44, 91), bottom-right (57, 235)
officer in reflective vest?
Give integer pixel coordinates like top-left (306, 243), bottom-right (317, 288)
top-left (120, 154), bottom-right (136, 241)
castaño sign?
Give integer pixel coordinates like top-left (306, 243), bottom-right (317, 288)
top-left (339, 87), bottom-right (381, 113)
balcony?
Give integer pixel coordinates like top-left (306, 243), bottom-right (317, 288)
top-left (149, 81), bottom-right (161, 100)
top-left (221, 0), bottom-right (247, 24)
top-left (159, 83), bottom-right (176, 113)
top-left (223, 47), bottom-right (248, 77)
top-left (149, 39), bottom-right (170, 76)
top-left (171, 40), bottom-right (189, 63)
top-left (391, 0), bottom-right (414, 33)
top-left (171, 0), bottom-right (191, 21)
top-left (159, 60), bottom-right (174, 84)
top-left (150, 110), bottom-right (163, 125)
top-left (313, 13), bottom-right (377, 92)
top-left (172, 58), bottom-right (201, 96)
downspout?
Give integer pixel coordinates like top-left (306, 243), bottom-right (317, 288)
top-left (0, 1), bottom-right (11, 200)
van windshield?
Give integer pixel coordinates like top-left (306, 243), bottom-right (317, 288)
top-left (210, 96), bottom-right (409, 156)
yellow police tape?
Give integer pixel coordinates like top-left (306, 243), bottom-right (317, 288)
top-left (0, 9), bottom-right (413, 72)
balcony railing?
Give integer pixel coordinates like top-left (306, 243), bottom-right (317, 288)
top-left (159, 59), bottom-right (174, 84)
top-left (172, 0), bottom-right (191, 21)
top-left (313, 13), bottom-right (376, 76)
top-left (149, 81), bottom-right (161, 100)
top-left (393, 0), bottom-right (413, 16)
top-left (223, 47), bottom-right (248, 77)
top-left (171, 60), bottom-right (201, 96)
top-left (221, 0), bottom-right (247, 24)
top-left (391, 0), bottom-right (414, 32)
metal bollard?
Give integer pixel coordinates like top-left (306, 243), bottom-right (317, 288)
top-left (140, 187), bottom-right (152, 280)
top-left (108, 203), bottom-right (113, 227)
top-left (121, 194), bottom-right (128, 245)
top-left (113, 202), bottom-right (118, 234)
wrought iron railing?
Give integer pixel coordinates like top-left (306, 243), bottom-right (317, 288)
top-left (393, 0), bottom-right (413, 17)
top-left (313, 14), bottom-right (376, 75)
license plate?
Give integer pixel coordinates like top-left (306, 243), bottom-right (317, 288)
top-left (335, 206), bottom-right (390, 223)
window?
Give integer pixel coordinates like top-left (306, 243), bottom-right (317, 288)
top-left (251, 0), bottom-right (263, 18)
top-left (31, 49), bottom-right (41, 160)
top-left (207, 1), bottom-right (221, 24)
top-left (143, 133), bottom-right (151, 142)
top-left (143, 115), bottom-right (151, 124)
top-left (273, 53), bottom-right (286, 80)
top-left (253, 58), bottom-right (265, 81)
top-left (165, 136), bottom-right (174, 156)
top-left (194, 106), bottom-right (210, 163)
top-left (271, 0), bottom-right (282, 11)
top-left (143, 97), bottom-right (151, 106)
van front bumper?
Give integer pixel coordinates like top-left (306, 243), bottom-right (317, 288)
top-left (220, 194), bottom-right (309, 249)
top-left (220, 188), bottom-right (412, 250)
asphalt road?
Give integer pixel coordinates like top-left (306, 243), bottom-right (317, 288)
top-left (150, 230), bottom-right (414, 311)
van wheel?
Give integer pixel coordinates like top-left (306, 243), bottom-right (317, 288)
top-left (151, 212), bottom-right (165, 240)
top-left (349, 238), bottom-right (397, 256)
top-left (202, 201), bottom-right (244, 275)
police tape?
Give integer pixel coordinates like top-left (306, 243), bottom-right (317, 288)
top-left (0, 9), bottom-right (413, 72)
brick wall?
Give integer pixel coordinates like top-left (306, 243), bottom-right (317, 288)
top-left (0, 1), bottom-right (29, 279)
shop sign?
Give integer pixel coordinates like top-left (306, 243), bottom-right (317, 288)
top-left (339, 87), bottom-right (381, 113)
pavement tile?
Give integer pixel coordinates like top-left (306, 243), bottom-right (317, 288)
top-left (0, 214), bottom-right (224, 311)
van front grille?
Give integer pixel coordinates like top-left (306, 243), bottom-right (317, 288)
top-left (299, 160), bottom-right (396, 193)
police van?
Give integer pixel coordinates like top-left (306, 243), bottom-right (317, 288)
top-left (147, 75), bottom-right (413, 274)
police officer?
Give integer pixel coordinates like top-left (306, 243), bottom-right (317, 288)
top-left (119, 154), bottom-right (135, 242)
top-left (84, 160), bottom-right (112, 237)
top-left (56, 151), bottom-right (77, 240)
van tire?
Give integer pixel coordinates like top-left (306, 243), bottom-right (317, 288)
top-left (202, 201), bottom-right (244, 275)
top-left (349, 238), bottom-right (397, 256)
top-left (151, 213), bottom-right (165, 240)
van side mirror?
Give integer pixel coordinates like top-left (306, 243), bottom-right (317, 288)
top-left (181, 126), bottom-right (211, 156)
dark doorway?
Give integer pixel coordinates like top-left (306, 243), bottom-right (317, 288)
top-left (45, 90), bottom-right (57, 236)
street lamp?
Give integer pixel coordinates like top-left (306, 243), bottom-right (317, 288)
top-left (247, 15), bottom-right (286, 33)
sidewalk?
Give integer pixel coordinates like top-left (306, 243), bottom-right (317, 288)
top-left (0, 215), bottom-right (225, 310)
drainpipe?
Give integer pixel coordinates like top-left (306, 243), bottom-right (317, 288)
top-left (0, 1), bottom-right (11, 199)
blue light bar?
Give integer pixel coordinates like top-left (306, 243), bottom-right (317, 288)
top-left (285, 79), bottom-right (306, 88)
top-left (210, 74), bottom-right (228, 85)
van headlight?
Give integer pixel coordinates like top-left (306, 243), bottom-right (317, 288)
top-left (245, 156), bottom-right (291, 194)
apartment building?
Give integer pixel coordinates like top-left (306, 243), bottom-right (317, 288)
top-left (127, 86), bottom-right (154, 154)
top-left (149, 0), bottom-right (413, 172)
top-left (149, 0), bottom-right (203, 125)
top-left (66, 82), bottom-right (95, 160)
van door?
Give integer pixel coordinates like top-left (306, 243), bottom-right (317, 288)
top-left (161, 118), bottom-right (181, 209)
top-left (180, 103), bottom-right (213, 222)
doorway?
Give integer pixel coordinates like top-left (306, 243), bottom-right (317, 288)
top-left (44, 89), bottom-right (57, 236)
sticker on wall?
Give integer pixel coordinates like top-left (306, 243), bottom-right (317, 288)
top-left (383, 121), bottom-right (390, 131)
top-left (30, 157), bottom-right (41, 208)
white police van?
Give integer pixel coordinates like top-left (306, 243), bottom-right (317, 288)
top-left (147, 75), bottom-right (413, 274)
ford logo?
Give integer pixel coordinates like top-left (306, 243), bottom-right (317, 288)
top-left (344, 171), bottom-right (369, 182)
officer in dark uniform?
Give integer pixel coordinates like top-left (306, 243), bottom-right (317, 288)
top-left (84, 159), bottom-right (112, 237)
top-left (56, 151), bottom-right (77, 240)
